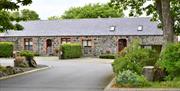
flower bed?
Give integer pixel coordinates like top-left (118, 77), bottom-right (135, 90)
top-left (110, 39), bottom-right (180, 90)
top-left (0, 65), bottom-right (48, 78)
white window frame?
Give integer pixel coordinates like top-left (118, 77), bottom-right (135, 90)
top-left (82, 40), bottom-right (92, 47)
top-left (24, 38), bottom-right (33, 50)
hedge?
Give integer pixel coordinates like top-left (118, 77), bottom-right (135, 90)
top-left (60, 43), bottom-right (82, 59)
top-left (0, 42), bottom-right (13, 57)
top-left (99, 54), bottom-right (116, 59)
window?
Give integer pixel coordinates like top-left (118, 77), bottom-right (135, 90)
top-left (141, 45), bottom-right (162, 54)
top-left (138, 25), bottom-right (143, 31)
top-left (24, 38), bottom-right (33, 50)
top-left (61, 38), bottom-right (71, 44)
top-left (82, 40), bottom-right (92, 47)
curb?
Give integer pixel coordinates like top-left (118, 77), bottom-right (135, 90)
top-left (104, 77), bottom-right (116, 91)
top-left (104, 77), bottom-right (180, 91)
top-left (0, 66), bottom-right (50, 80)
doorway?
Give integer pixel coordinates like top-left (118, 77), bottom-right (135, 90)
top-left (46, 39), bottom-right (53, 55)
top-left (118, 39), bottom-right (127, 52)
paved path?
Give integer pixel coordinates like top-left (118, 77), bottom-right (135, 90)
top-left (0, 57), bottom-right (113, 91)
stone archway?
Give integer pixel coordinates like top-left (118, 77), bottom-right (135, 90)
top-left (46, 39), bottom-right (53, 55)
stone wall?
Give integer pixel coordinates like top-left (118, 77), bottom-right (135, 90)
top-left (0, 35), bottom-right (164, 56)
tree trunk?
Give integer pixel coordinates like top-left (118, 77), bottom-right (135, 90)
top-left (155, 0), bottom-right (162, 22)
top-left (161, 0), bottom-right (174, 44)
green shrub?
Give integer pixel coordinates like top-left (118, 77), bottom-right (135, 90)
top-left (14, 60), bottom-right (29, 68)
top-left (116, 70), bottom-right (150, 87)
top-left (150, 81), bottom-right (180, 88)
top-left (20, 50), bottom-right (34, 59)
top-left (0, 66), bottom-right (15, 75)
top-left (60, 43), bottom-right (82, 59)
top-left (157, 43), bottom-right (180, 80)
top-left (33, 52), bottom-right (40, 56)
top-left (0, 65), bottom-right (7, 73)
top-left (112, 39), bottom-right (159, 75)
top-left (113, 56), bottom-right (142, 75)
top-left (99, 54), bottom-right (116, 59)
top-left (0, 42), bottom-right (13, 57)
top-left (18, 62), bottom-right (29, 68)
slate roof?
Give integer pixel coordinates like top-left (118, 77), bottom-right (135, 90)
top-left (0, 17), bottom-right (163, 37)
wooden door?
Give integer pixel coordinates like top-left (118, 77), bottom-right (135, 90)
top-left (46, 39), bottom-right (52, 55)
top-left (118, 39), bottom-right (127, 52)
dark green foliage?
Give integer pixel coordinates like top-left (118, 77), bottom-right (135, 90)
top-left (61, 3), bottom-right (124, 19)
top-left (33, 52), bottom-right (40, 56)
top-left (116, 70), bottom-right (150, 87)
top-left (0, 0), bottom-right (32, 10)
top-left (156, 43), bottom-right (180, 80)
top-left (10, 9), bottom-right (40, 21)
top-left (20, 50), bottom-right (34, 59)
top-left (143, 49), bottom-right (159, 66)
top-left (60, 43), bottom-right (82, 59)
top-left (0, 0), bottom-right (32, 32)
top-left (0, 65), bottom-right (7, 73)
top-left (112, 39), bottom-right (159, 75)
top-left (0, 10), bottom-right (14, 32)
top-left (14, 23), bottom-right (24, 30)
top-left (153, 67), bottom-right (167, 81)
top-left (99, 54), bottom-right (116, 59)
top-left (0, 42), bottom-right (13, 57)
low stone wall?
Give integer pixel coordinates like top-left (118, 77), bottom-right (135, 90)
top-left (104, 78), bottom-right (180, 91)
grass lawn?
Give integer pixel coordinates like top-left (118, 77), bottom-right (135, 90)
top-left (113, 81), bottom-right (180, 88)
top-left (150, 81), bottom-right (180, 88)
top-left (113, 79), bottom-right (180, 88)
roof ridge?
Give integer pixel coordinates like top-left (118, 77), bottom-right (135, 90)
top-left (21, 17), bottom-right (152, 22)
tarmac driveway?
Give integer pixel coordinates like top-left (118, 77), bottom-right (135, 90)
top-left (0, 57), bottom-right (113, 91)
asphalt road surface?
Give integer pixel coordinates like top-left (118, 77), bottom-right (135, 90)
top-left (0, 58), bottom-right (113, 91)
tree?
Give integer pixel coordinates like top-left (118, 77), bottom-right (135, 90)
top-left (109, 0), bottom-right (180, 44)
top-left (0, 0), bottom-right (32, 32)
top-left (48, 16), bottom-right (61, 20)
top-left (61, 3), bottom-right (124, 19)
top-left (11, 9), bottom-right (40, 21)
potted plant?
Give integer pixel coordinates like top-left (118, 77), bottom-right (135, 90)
top-left (20, 50), bottom-right (37, 67)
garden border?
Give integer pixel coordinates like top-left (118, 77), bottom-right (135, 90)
top-left (104, 78), bottom-right (180, 91)
top-left (0, 66), bottom-right (50, 80)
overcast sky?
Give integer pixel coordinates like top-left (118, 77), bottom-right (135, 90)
top-left (20, 0), bottom-right (109, 20)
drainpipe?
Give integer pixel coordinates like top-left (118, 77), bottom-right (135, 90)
top-left (37, 37), bottom-right (40, 55)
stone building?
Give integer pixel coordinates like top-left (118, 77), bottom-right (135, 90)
top-left (0, 17), bottom-right (164, 56)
